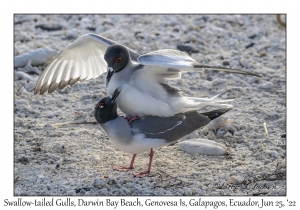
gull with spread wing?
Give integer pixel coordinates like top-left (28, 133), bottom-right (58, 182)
top-left (34, 33), bottom-right (260, 117)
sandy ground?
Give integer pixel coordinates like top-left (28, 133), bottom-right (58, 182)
top-left (14, 14), bottom-right (286, 196)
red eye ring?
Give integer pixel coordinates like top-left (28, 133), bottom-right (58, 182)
top-left (98, 102), bottom-right (105, 108)
top-left (115, 57), bottom-right (122, 63)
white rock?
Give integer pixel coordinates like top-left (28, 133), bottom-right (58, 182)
top-left (182, 131), bottom-right (199, 140)
top-left (99, 188), bottom-right (108, 196)
top-left (271, 150), bottom-right (278, 158)
top-left (234, 130), bottom-right (245, 136)
top-left (66, 29), bottom-right (79, 39)
top-left (248, 76), bottom-right (259, 84)
top-left (80, 17), bottom-right (92, 27)
top-left (230, 176), bottom-right (243, 184)
top-left (212, 78), bottom-right (221, 86)
top-left (279, 189), bottom-right (286, 196)
top-left (268, 189), bottom-right (278, 195)
top-left (95, 26), bottom-right (105, 34)
top-left (14, 98), bottom-right (29, 106)
top-left (258, 82), bottom-right (273, 90)
top-left (22, 59), bottom-right (41, 75)
top-left (18, 32), bottom-right (32, 42)
top-left (15, 71), bottom-right (34, 82)
top-left (25, 81), bottom-right (36, 92)
top-left (47, 113), bottom-right (55, 118)
top-left (239, 58), bottom-right (252, 68)
top-left (184, 189), bottom-right (193, 195)
top-left (207, 116), bottom-right (229, 132)
top-left (92, 178), bottom-right (107, 188)
top-left (15, 117), bottom-right (24, 124)
top-left (43, 123), bottom-right (54, 130)
top-left (92, 178), bottom-right (101, 187)
top-left (123, 187), bottom-right (131, 195)
top-left (15, 187), bottom-right (23, 196)
top-left (18, 86), bottom-right (26, 95)
top-left (178, 138), bottom-right (227, 155)
top-left (14, 47), bottom-right (57, 68)
top-left (200, 81), bottom-right (213, 89)
top-left (66, 190), bottom-right (76, 195)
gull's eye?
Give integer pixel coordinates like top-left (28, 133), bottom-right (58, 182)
top-left (98, 102), bottom-right (105, 108)
top-left (115, 57), bottom-right (122, 63)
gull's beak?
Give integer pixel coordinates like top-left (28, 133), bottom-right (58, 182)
top-left (111, 87), bottom-right (122, 103)
top-left (106, 67), bottom-right (114, 87)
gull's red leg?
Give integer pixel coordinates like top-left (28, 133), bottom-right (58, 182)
top-left (124, 116), bottom-right (141, 123)
top-left (133, 148), bottom-right (154, 177)
top-left (113, 154), bottom-right (136, 171)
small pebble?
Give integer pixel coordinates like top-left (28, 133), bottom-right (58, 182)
top-left (99, 188), bottom-right (108, 196)
top-left (230, 176), bottom-right (243, 184)
top-left (47, 113), bottom-right (55, 118)
top-left (25, 81), bottom-right (36, 92)
top-left (258, 82), bottom-right (273, 90)
top-left (66, 29), bottom-right (79, 39)
top-left (248, 76), bottom-right (259, 84)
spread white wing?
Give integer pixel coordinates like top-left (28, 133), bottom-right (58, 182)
top-left (34, 33), bottom-right (140, 94)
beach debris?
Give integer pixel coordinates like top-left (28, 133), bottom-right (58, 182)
top-left (263, 122), bottom-right (269, 137)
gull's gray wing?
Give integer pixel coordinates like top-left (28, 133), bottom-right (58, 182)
top-left (130, 112), bottom-right (211, 143)
top-left (34, 33), bottom-right (140, 95)
top-left (137, 49), bottom-right (261, 79)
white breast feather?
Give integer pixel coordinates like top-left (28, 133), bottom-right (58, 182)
top-left (117, 84), bottom-right (174, 117)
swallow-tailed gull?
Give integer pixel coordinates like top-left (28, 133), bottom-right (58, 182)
top-left (94, 87), bottom-right (231, 177)
top-left (34, 33), bottom-right (260, 117)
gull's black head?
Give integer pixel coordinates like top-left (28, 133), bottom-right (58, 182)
top-left (104, 45), bottom-right (130, 86)
top-left (104, 45), bottom-right (129, 72)
top-left (94, 88), bottom-right (121, 124)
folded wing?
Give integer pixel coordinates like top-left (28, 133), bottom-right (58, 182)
top-left (130, 112), bottom-right (211, 143)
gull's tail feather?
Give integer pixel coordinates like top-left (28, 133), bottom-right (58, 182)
top-left (185, 96), bottom-right (234, 103)
top-left (201, 108), bottom-right (232, 120)
top-left (192, 63), bottom-right (261, 77)
top-left (179, 103), bottom-right (233, 113)
top-left (177, 93), bottom-right (234, 113)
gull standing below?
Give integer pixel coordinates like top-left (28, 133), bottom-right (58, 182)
top-left (94, 87), bottom-right (231, 177)
top-left (34, 33), bottom-right (261, 117)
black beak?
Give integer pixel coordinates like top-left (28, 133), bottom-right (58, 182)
top-left (111, 87), bottom-right (122, 103)
top-left (106, 67), bottom-right (114, 87)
